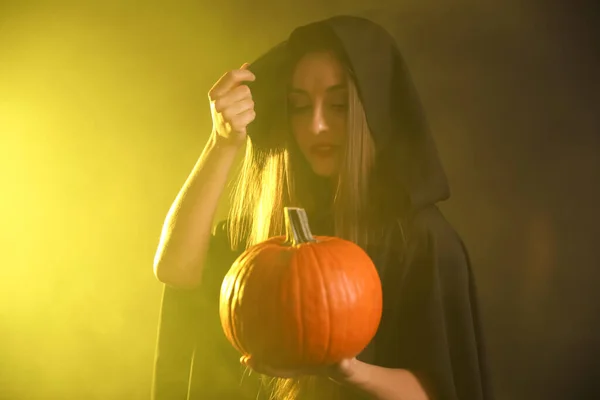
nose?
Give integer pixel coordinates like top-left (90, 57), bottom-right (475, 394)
top-left (310, 103), bottom-right (328, 135)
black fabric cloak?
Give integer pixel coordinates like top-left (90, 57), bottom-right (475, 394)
top-left (152, 15), bottom-right (493, 400)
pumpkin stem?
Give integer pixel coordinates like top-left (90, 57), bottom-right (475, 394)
top-left (284, 207), bottom-right (317, 246)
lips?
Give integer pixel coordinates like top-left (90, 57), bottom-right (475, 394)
top-left (309, 144), bottom-right (339, 157)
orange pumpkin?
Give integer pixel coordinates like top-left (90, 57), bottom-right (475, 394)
top-left (219, 207), bottom-right (383, 369)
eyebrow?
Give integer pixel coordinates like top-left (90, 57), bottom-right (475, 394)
top-left (288, 83), bottom-right (348, 95)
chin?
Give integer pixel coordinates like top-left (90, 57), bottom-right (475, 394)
top-left (313, 171), bottom-right (335, 178)
top-left (310, 164), bottom-right (338, 178)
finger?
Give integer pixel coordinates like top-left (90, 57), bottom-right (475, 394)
top-left (222, 98), bottom-right (254, 120)
top-left (213, 85), bottom-right (252, 113)
top-left (209, 68), bottom-right (255, 100)
top-left (229, 109), bottom-right (256, 134)
top-left (240, 62), bottom-right (250, 69)
top-left (326, 358), bottom-right (360, 384)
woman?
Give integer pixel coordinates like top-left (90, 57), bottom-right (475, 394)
top-left (152, 15), bottom-right (492, 400)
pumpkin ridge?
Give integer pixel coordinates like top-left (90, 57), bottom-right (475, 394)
top-left (310, 244), bottom-right (332, 365)
top-left (292, 248), bottom-right (304, 367)
top-left (331, 240), bottom-right (377, 358)
top-left (261, 245), bottom-right (283, 362)
top-left (230, 254), bottom-right (251, 354)
top-left (321, 242), bottom-right (349, 362)
top-left (220, 260), bottom-right (237, 352)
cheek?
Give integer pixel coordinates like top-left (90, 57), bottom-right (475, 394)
top-left (325, 111), bottom-right (347, 141)
top-left (331, 113), bottom-right (347, 135)
top-left (291, 118), bottom-right (311, 150)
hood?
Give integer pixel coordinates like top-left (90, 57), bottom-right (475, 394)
top-left (246, 15), bottom-right (450, 210)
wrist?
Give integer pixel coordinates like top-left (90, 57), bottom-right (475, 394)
top-left (339, 364), bottom-right (429, 400)
top-left (210, 131), bottom-right (246, 152)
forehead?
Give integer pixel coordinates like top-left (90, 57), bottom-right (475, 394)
top-left (290, 51), bottom-right (346, 89)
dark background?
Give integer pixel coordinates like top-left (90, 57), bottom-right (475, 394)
top-left (0, 1), bottom-right (598, 399)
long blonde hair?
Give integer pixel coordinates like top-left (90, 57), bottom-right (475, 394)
top-left (228, 69), bottom-right (375, 249)
top-left (228, 66), bottom-right (376, 400)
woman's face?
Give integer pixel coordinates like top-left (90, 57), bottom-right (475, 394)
top-left (288, 51), bottom-right (348, 178)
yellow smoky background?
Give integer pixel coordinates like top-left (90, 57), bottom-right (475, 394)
top-left (1, 1), bottom-right (597, 400)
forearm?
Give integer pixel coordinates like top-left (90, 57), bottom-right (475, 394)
top-left (343, 360), bottom-right (429, 400)
top-left (153, 135), bottom-right (241, 288)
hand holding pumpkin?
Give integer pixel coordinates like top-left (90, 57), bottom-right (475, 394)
top-left (219, 207), bottom-right (383, 377)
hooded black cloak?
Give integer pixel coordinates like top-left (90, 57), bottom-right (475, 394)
top-left (152, 15), bottom-right (493, 400)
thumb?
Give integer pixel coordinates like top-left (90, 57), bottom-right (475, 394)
top-left (240, 62), bottom-right (250, 70)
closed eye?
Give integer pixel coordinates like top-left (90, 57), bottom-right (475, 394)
top-left (289, 104), bottom-right (311, 113)
top-left (331, 104), bottom-right (347, 111)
